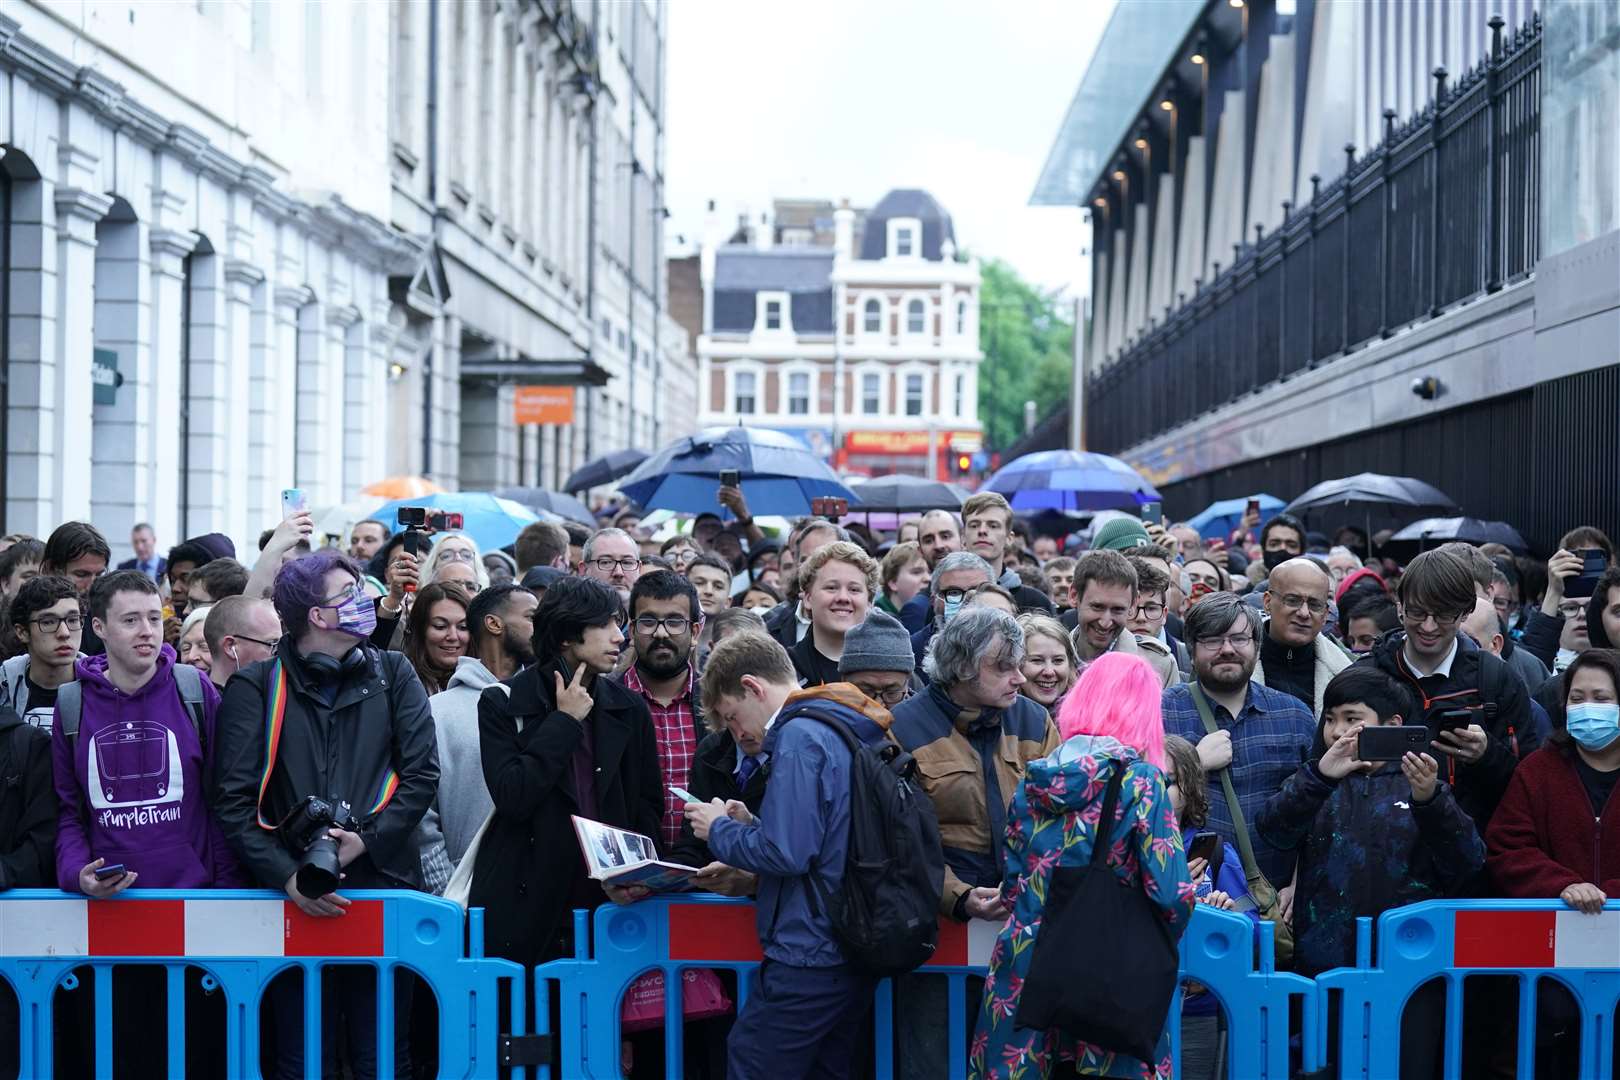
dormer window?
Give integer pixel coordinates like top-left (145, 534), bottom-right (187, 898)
top-left (765, 300), bottom-right (783, 330)
top-left (756, 291), bottom-right (791, 334)
top-left (887, 216), bottom-right (923, 259)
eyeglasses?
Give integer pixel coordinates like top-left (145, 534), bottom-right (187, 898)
top-left (1558, 602), bottom-right (1588, 620)
top-left (437, 547), bottom-right (477, 565)
top-left (1130, 602), bottom-right (1165, 620)
top-left (29, 613), bottom-right (83, 633)
top-left (1194, 632), bottom-right (1255, 653)
top-left (235, 634), bottom-right (280, 650)
top-left (633, 615), bottom-right (692, 636)
top-left (1276, 594), bottom-right (1329, 616)
top-left (938, 587), bottom-right (975, 604)
top-left (319, 582), bottom-right (364, 608)
top-left (1400, 607), bottom-right (1465, 629)
top-left (854, 684), bottom-right (912, 706)
top-left (593, 557), bottom-right (642, 573)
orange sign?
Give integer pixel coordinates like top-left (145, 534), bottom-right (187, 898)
top-left (513, 385), bottom-right (575, 425)
top-left (844, 430), bottom-right (979, 455)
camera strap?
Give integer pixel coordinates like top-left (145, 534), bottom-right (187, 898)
top-left (256, 657), bottom-right (402, 830)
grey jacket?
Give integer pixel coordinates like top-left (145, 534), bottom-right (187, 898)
top-left (0, 654), bottom-right (82, 726)
top-left (425, 656), bottom-right (503, 868)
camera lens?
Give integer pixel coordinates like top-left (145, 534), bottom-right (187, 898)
top-left (294, 834), bottom-right (343, 899)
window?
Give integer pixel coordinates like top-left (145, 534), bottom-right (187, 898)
top-left (954, 373), bottom-right (965, 416)
top-left (906, 299), bottom-right (925, 334)
top-left (616, 328), bottom-right (627, 350)
top-left (905, 374), bottom-right (924, 416)
top-left (765, 299), bottom-right (783, 331)
top-left (734, 371), bottom-right (757, 415)
top-left (895, 227), bottom-right (915, 257)
top-left (788, 372), bottom-right (810, 415)
top-left (601, 317), bottom-right (612, 340)
top-left (862, 373), bottom-right (881, 415)
top-left (863, 298), bottom-right (882, 333)
top-left (955, 298), bottom-right (967, 335)
top-left (887, 216), bottom-right (922, 258)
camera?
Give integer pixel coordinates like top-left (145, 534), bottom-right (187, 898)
top-left (276, 795), bottom-right (357, 899)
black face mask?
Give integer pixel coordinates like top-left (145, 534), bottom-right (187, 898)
top-left (1262, 549), bottom-right (1293, 573)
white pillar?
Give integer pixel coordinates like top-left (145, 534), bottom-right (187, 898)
top-left (147, 228), bottom-right (198, 545)
top-left (183, 250), bottom-right (228, 539)
top-left (223, 260), bottom-right (263, 549)
top-left (5, 173), bottom-right (61, 535)
top-left (295, 298), bottom-right (328, 499)
top-left (356, 310), bottom-right (396, 497)
top-left (89, 214), bottom-right (153, 557)
top-left (268, 285), bottom-right (309, 516)
top-left (52, 188), bottom-right (111, 525)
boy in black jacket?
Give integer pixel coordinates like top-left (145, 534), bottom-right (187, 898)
top-left (1257, 666), bottom-right (1484, 1077)
top-left (0, 703), bottom-right (55, 1076)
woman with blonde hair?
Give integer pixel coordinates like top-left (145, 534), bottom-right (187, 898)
top-left (1018, 612), bottom-right (1079, 716)
top-left (970, 652), bottom-right (1193, 1080)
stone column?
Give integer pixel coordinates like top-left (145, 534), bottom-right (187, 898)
top-left (326, 303), bottom-right (363, 500)
top-left (88, 213), bottom-right (153, 552)
top-left (52, 187), bottom-right (111, 525)
top-left (147, 227), bottom-right (199, 542)
top-left (269, 285), bottom-right (310, 511)
top-left (223, 260), bottom-right (264, 547)
top-left (294, 296), bottom-right (328, 499)
top-left (354, 304), bottom-right (396, 497)
top-left (5, 170), bottom-right (60, 535)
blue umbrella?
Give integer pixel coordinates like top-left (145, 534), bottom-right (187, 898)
top-left (618, 426), bottom-right (858, 518)
top-left (1186, 494), bottom-right (1287, 541)
top-left (984, 450), bottom-right (1160, 512)
top-left (367, 492), bottom-right (540, 552)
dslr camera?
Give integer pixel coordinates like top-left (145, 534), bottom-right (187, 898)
top-left (276, 795), bottom-right (357, 899)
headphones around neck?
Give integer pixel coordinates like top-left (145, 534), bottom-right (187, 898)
top-left (302, 646), bottom-right (370, 683)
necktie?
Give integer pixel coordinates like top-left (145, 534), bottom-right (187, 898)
top-left (734, 755), bottom-right (760, 790)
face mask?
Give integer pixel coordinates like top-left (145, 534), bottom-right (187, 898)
top-left (1262, 549), bottom-right (1292, 573)
top-left (750, 606), bottom-right (773, 617)
top-left (320, 589), bottom-right (377, 640)
top-left (942, 596), bottom-right (965, 624)
top-left (1566, 702), bottom-right (1620, 751)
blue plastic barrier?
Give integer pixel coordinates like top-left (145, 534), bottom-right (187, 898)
top-left (1315, 900), bottom-right (1620, 1080)
top-left (0, 888), bottom-right (524, 1078)
top-left (530, 895), bottom-right (1316, 1079)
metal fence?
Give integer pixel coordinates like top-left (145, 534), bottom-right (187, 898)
top-left (1086, 14), bottom-right (1542, 457)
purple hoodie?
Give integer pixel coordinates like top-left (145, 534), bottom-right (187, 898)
top-left (52, 644), bottom-right (246, 891)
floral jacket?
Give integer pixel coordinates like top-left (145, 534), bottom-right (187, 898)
top-left (969, 735), bottom-right (1194, 1080)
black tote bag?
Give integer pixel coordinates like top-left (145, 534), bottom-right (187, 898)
top-left (1012, 766), bottom-right (1180, 1063)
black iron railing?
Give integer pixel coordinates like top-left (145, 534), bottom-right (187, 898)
top-left (1087, 14), bottom-right (1541, 456)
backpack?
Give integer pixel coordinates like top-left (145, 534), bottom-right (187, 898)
top-left (802, 704), bottom-right (945, 977)
top-left (56, 663), bottom-right (208, 756)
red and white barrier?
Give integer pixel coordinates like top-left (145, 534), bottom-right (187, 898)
top-left (0, 897), bottom-right (385, 958)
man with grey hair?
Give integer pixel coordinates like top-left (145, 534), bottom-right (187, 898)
top-left (1161, 593), bottom-right (1316, 887)
top-left (579, 527), bottom-right (641, 605)
top-left (1256, 557), bottom-right (1353, 717)
top-left (891, 605), bottom-right (1059, 1078)
top-left (909, 551), bottom-right (995, 678)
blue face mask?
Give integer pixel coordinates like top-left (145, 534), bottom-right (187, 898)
top-left (942, 596), bottom-right (965, 624)
top-left (1567, 702), bottom-right (1620, 751)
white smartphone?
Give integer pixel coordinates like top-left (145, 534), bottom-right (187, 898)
top-left (669, 785), bottom-right (699, 805)
top-left (280, 487), bottom-right (308, 518)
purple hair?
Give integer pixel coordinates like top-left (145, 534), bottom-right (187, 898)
top-left (274, 549), bottom-right (363, 640)
top-left (1055, 652), bottom-right (1166, 770)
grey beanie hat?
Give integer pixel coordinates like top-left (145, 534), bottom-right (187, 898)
top-left (839, 609), bottom-right (916, 676)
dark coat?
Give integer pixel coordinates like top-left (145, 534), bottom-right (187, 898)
top-left (761, 601), bottom-right (800, 649)
top-left (469, 665), bottom-right (662, 968)
top-left (0, 708), bottom-right (54, 889)
top-left (213, 642), bottom-right (439, 891)
top-left (669, 728), bottom-right (770, 868)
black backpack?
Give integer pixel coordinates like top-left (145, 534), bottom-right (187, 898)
top-left (802, 704), bottom-right (945, 977)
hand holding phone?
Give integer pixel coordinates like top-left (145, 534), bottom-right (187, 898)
top-left (94, 862), bottom-right (128, 881)
top-left (281, 488), bottom-right (308, 519)
top-left (1139, 501), bottom-right (1162, 525)
top-left (718, 469), bottom-right (740, 490)
top-left (1357, 725), bottom-right (1431, 762)
top-left (669, 785), bottom-right (699, 805)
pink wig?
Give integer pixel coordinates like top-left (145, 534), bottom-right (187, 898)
top-left (1056, 653), bottom-right (1166, 770)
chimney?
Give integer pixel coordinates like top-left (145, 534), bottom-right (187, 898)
top-left (755, 211), bottom-right (774, 251)
top-left (833, 198), bottom-right (855, 262)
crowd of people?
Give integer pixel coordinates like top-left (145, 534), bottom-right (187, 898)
top-left (0, 488), bottom-right (1615, 1080)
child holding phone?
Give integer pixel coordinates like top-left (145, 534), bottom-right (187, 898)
top-left (1256, 665), bottom-right (1484, 1074)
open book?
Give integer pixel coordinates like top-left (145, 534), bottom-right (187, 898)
top-left (571, 815), bottom-right (701, 892)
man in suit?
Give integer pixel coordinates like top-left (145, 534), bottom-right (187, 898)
top-left (117, 523), bottom-right (165, 583)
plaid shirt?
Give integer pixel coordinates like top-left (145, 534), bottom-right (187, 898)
top-left (622, 663), bottom-right (699, 852)
top-left (1161, 681), bottom-right (1317, 884)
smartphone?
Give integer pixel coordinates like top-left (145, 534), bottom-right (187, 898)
top-left (811, 496), bottom-right (849, 518)
top-left (1187, 832), bottom-right (1221, 864)
top-left (1246, 497), bottom-right (1261, 518)
top-left (1432, 708), bottom-right (1476, 733)
top-left (1357, 726), bottom-right (1431, 762)
top-left (280, 488), bottom-right (308, 519)
top-left (1567, 549), bottom-right (1608, 600)
top-left (669, 785), bottom-right (699, 805)
top-left (94, 863), bottom-right (128, 881)
top-left (1139, 500), bottom-right (1162, 524)
top-left (719, 469), bottom-right (740, 489)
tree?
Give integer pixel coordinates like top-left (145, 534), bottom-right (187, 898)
top-left (976, 257), bottom-right (1074, 453)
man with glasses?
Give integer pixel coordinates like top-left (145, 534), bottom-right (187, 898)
top-left (1362, 548), bottom-right (1530, 826)
top-left (1, 575), bottom-right (84, 729)
top-left (580, 527), bottom-right (642, 606)
top-left (214, 550), bottom-right (438, 1077)
top-left (1256, 558), bottom-right (1352, 717)
top-left (1162, 592), bottom-right (1317, 887)
top-left (909, 551), bottom-right (993, 679)
top-left (616, 570), bottom-right (706, 851)
top-left (838, 610), bottom-right (917, 711)
top-left (201, 595), bottom-right (283, 691)
top-left (1126, 554), bottom-right (1191, 680)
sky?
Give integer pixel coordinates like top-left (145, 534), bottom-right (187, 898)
top-left (662, 0), bottom-right (1118, 303)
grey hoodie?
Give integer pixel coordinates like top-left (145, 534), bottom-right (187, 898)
top-left (0, 653), bottom-right (82, 730)
top-left (427, 655), bottom-right (503, 867)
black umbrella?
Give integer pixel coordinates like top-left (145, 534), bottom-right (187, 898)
top-left (564, 449), bottom-right (649, 494)
top-left (1389, 517), bottom-right (1530, 553)
top-left (1285, 472), bottom-right (1460, 545)
top-left (845, 474), bottom-right (967, 513)
top-left (492, 487), bottom-right (597, 526)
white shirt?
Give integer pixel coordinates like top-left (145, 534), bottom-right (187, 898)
top-left (1403, 636), bottom-right (1459, 679)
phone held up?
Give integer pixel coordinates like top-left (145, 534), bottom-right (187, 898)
top-left (811, 496), bottom-right (849, 518)
top-left (280, 488), bottom-right (309, 519)
top-left (1567, 549), bottom-right (1608, 600)
top-left (718, 469), bottom-right (741, 490)
top-left (1139, 500), bottom-right (1162, 525)
top-left (1357, 725), bottom-right (1431, 763)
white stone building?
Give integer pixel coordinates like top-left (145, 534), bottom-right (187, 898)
top-left (694, 190), bottom-right (984, 478)
top-left (0, 0), bottom-right (690, 561)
